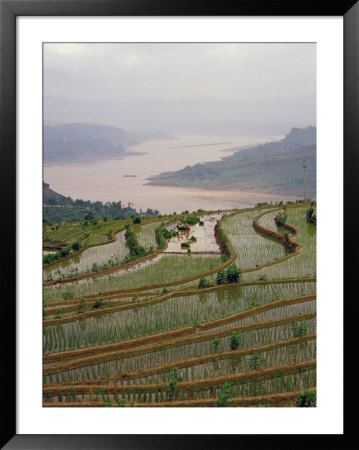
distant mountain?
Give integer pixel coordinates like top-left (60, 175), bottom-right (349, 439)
top-left (44, 123), bottom-right (139, 163)
top-left (43, 181), bottom-right (159, 223)
top-left (43, 181), bottom-right (72, 206)
top-left (147, 126), bottom-right (316, 197)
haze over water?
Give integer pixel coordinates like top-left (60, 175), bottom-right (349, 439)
top-left (43, 134), bottom-right (296, 214)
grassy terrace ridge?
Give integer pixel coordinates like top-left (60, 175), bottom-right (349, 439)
top-left (43, 290), bottom-right (316, 351)
top-left (43, 203), bottom-right (283, 272)
top-left (44, 359), bottom-right (316, 395)
top-left (43, 200), bottom-right (316, 406)
top-left (43, 208), bottom-right (233, 283)
top-left (43, 203), bottom-right (310, 303)
top-left (46, 334), bottom-right (316, 387)
top-left (44, 388), bottom-right (316, 408)
top-left (43, 282), bottom-right (315, 327)
top-left (43, 313), bottom-right (315, 374)
top-left (43, 216), bottom-right (166, 277)
top-left (44, 276), bottom-right (316, 308)
top-left (43, 279), bottom-right (315, 322)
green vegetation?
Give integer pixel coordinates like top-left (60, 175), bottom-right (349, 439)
top-left (275, 212), bottom-right (288, 227)
top-left (198, 276), bottom-right (211, 289)
top-left (43, 203), bottom-right (316, 408)
top-left (295, 390), bottom-right (316, 407)
top-left (225, 264), bottom-right (242, 283)
top-left (217, 382), bottom-right (234, 407)
top-left (290, 319), bottom-right (308, 337)
top-left (147, 127), bottom-right (316, 197)
top-left (230, 331), bottom-right (243, 350)
top-left (306, 205), bottom-right (316, 225)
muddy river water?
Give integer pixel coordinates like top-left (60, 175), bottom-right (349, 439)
top-left (44, 134), bottom-right (294, 214)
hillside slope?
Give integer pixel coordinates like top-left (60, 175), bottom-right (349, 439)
top-left (147, 127), bottom-right (316, 197)
top-left (44, 123), bottom-right (139, 163)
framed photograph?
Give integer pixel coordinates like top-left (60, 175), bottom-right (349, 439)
top-left (1, 0), bottom-right (356, 448)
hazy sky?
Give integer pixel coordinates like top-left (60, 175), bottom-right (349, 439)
top-left (44, 43), bottom-right (316, 133)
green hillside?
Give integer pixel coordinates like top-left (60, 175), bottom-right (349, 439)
top-left (147, 127), bottom-right (316, 197)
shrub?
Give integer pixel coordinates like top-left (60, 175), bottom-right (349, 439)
top-left (198, 277), bottom-right (210, 289)
top-left (54, 309), bottom-right (63, 319)
top-left (183, 217), bottom-right (200, 225)
top-left (133, 217), bottom-right (141, 224)
top-left (275, 212), bottom-right (288, 227)
top-left (181, 242), bottom-right (190, 248)
top-left (296, 390), bottom-right (316, 407)
top-left (155, 226), bottom-right (166, 249)
top-left (216, 269), bottom-right (227, 285)
top-left (225, 264), bottom-right (242, 283)
top-left (213, 337), bottom-right (220, 352)
top-left (249, 351), bottom-right (261, 370)
top-left (217, 382), bottom-right (233, 407)
top-left (230, 331), bottom-right (243, 350)
top-left (125, 225), bottom-right (147, 257)
top-left (283, 231), bottom-right (290, 240)
top-left (92, 300), bottom-right (104, 309)
top-left (71, 242), bottom-right (81, 251)
top-left (167, 368), bottom-right (183, 401)
top-left (77, 298), bottom-right (87, 314)
top-left (60, 247), bottom-right (70, 258)
top-left (290, 319), bottom-right (307, 337)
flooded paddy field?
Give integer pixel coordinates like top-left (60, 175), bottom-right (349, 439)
top-left (43, 202), bottom-right (316, 408)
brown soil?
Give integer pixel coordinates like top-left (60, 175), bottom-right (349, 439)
top-left (43, 313), bottom-right (315, 375)
top-left (43, 360), bottom-right (316, 395)
top-left (46, 334), bottom-right (316, 387)
top-left (43, 293), bottom-right (315, 359)
top-left (43, 388), bottom-right (316, 407)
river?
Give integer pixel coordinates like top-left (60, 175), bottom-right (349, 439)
top-left (43, 134), bottom-right (295, 214)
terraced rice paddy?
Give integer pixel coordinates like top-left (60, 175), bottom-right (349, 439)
top-left (136, 221), bottom-right (160, 250)
top-left (242, 207), bottom-right (316, 281)
top-left (164, 214), bottom-right (222, 253)
top-left (43, 202), bottom-right (317, 407)
top-left (44, 230), bottom-right (130, 281)
top-left (221, 209), bottom-right (287, 269)
top-left (43, 254), bottom-right (224, 303)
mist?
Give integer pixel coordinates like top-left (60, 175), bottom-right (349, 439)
top-left (44, 43), bottom-right (316, 135)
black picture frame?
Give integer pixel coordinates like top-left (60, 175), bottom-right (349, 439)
top-left (1, 0), bottom-right (357, 448)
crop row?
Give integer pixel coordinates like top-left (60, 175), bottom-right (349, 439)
top-left (243, 207), bottom-right (316, 281)
top-left (43, 283), bottom-right (316, 352)
top-left (43, 359), bottom-right (316, 396)
top-left (43, 313), bottom-right (315, 375)
top-left (46, 333), bottom-right (315, 386)
top-left (43, 254), bottom-right (224, 303)
top-left (44, 317), bottom-right (316, 385)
